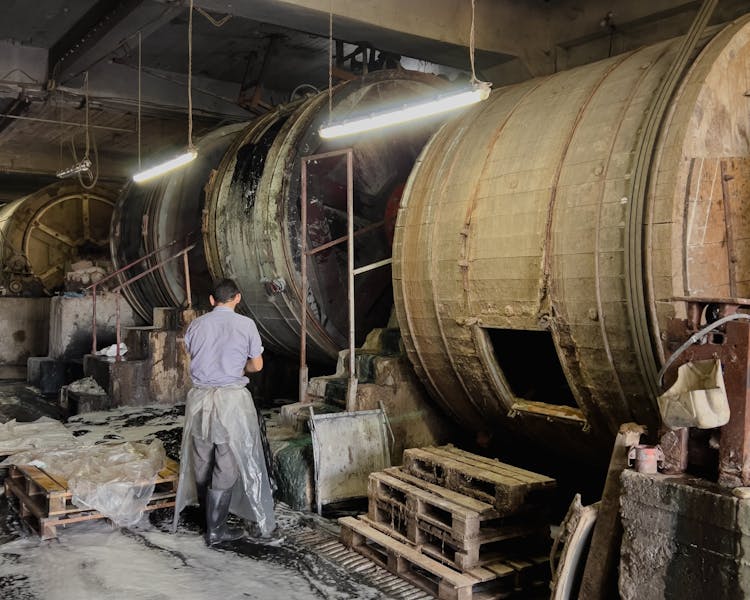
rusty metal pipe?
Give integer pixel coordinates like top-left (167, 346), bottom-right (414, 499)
top-left (115, 290), bottom-right (121, 362)
top-left (91, 285), bottom-right (97, 354)
top-left (111, 244), bottom-right (195, 294)
top-left (300, 158), bottom-right (309, 403)
top-left (182, 252), bottom-right (192, 309)
top-left (345, 148), bottom-right (357, 409)
top-left (307, 220), bottom-right (384, 257)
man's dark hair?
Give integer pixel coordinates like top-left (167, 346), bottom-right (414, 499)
top-left (213, 279), bottom-right (240, 303)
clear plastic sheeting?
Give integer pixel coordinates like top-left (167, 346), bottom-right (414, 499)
top-left (174, 384), bottom-right (275, 536)
top-left (0, 416), bottom-right (81, 454)
top-left (658, 359), bottom-right (730, 429)
top-left (2, 440), bottom-right (167, 527)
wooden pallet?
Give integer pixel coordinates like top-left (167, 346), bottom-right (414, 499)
top-left (4, 458), bottom-right (179, 540)
top-left (340, 515), bottom-right (548, 600)
top-left (368, 468), bottom-right (548, 571)
top-left (402, 446), bottom-right (555, 515)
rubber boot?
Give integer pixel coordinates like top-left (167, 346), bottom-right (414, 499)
top-left (196, 481), bottom-right (207, 532)
top-left (205, 488), bottom-right (245, 546)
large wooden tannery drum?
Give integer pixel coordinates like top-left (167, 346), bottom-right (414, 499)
top-left (112, 70), bottom-right (442, 364)
top-left (203, 70), bottom-right (443, 363)
top-left (0, 181), bottom-right (116, 295)
top-left (393, 16), bottom-right (750, 454)
top-left (111, 124), bottom-right (245, 320)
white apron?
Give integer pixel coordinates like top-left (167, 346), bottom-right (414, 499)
top-left (172, 384), bottom-right (275, 535)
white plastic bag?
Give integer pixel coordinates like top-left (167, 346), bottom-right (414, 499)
top-left (97, 342), bottom-right (128, 357)
top-left (658, 359), bottom-right (729, 429)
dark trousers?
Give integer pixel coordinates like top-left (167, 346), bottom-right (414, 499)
top-left (191, 435), bottom-right (238, 491)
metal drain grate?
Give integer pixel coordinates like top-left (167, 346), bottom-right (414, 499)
top-left (289, 528), bottom-right (434, 599)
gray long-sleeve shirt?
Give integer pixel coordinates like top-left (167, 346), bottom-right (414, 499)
top-left (184, 306), bottom-right (264, 386)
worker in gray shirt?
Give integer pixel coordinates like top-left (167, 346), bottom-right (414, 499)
top-left (172, 278), bottom-right (276, 545)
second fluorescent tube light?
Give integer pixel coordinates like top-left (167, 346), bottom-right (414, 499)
top-left (319, 83), bottom-right (491, 139)
top-left (133, 149), bottom-right (197, 183)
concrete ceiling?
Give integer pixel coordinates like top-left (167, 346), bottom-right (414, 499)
top-left (0, 0), bottom-right (748, 201)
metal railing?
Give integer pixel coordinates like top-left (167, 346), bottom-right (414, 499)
top-left (85, 241), bottom-right (195, 361)
top-left (299, 148), bottom-right (392, 410)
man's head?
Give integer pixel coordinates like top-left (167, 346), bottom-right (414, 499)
top-left (210, 279), bottom-right (241, 309)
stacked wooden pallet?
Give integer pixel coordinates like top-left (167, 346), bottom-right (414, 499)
top-left (4, 458), bottom-right (179, 540)
top-left (340, 445), bottom-right (556, 600)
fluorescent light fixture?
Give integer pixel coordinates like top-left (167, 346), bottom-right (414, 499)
top-left (56, 158), bottom-right (92, 179)
top-left (319, 83), bottom-right (491, 139)
top-left (133, 149), bottom-right (197, 183)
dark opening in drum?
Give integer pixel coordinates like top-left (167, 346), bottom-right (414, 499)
top-left (484, 328), bottom-right (577, 408)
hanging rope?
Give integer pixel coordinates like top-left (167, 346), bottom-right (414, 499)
top-left (328, 0), bottom-right (333, 122)
top-left (187, 0), bottom-right (194, 151)
top-left (469, 0), bottom-right (478, 83)
top-left (195, 6), bottom-right (231, 27)
top-left (58, 89), bottom-right (64, 170)
top-left (73, 71), bottom-right (99, 190)
top-left (137, 31), bottom-right (142, 170)
top-left (468, 0), bottom-right (490, 86)
top-left (83, 72), bottom-right (91, 160)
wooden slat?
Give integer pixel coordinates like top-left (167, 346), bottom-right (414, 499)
top-left (432, 445), bottom-right (555, 485)
top-left (371, 472), bottom-right (479, 520)
top-left (383, 467), bottom-right (497, 517)
top-left (408, 447), bottom-right (549, 488)
top-left (484, 562), bottom-right (515, 577)
top-left (18, 466), bottom-right (67, 495)
top-left (403, 447), bottom-right (556, 513)
top-left (340, 515), bottom-right (547, 599)
top-left (340, 516), bottom-right (477, 588)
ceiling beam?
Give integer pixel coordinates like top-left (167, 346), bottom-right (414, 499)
top-left (156, 0), bottom-right (517, 70)
top-left (58, 61), bottom-right (250, 121)
top-left (50, 0), bottom-right (184, 86)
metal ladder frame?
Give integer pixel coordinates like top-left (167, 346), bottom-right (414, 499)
top-left (299, 148), bottom-right (392, 410)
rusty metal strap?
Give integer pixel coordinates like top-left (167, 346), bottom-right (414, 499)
top-left (657, 313), bottom-right (750, 388)
top-left (624, 0), bottom-right (718, 401)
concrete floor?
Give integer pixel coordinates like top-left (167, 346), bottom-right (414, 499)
top-left (0, 381), bottom-right (430, 600)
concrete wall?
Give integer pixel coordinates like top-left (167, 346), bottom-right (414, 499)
top-left (0, 297), bottom-right (50, 377)
top-left (48, 292), bottom-right (137, 359)
top-left (620, 470), bottom-right (750, 599)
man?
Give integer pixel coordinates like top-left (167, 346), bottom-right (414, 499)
top-left (172, 279), bottom-right (276, 545)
